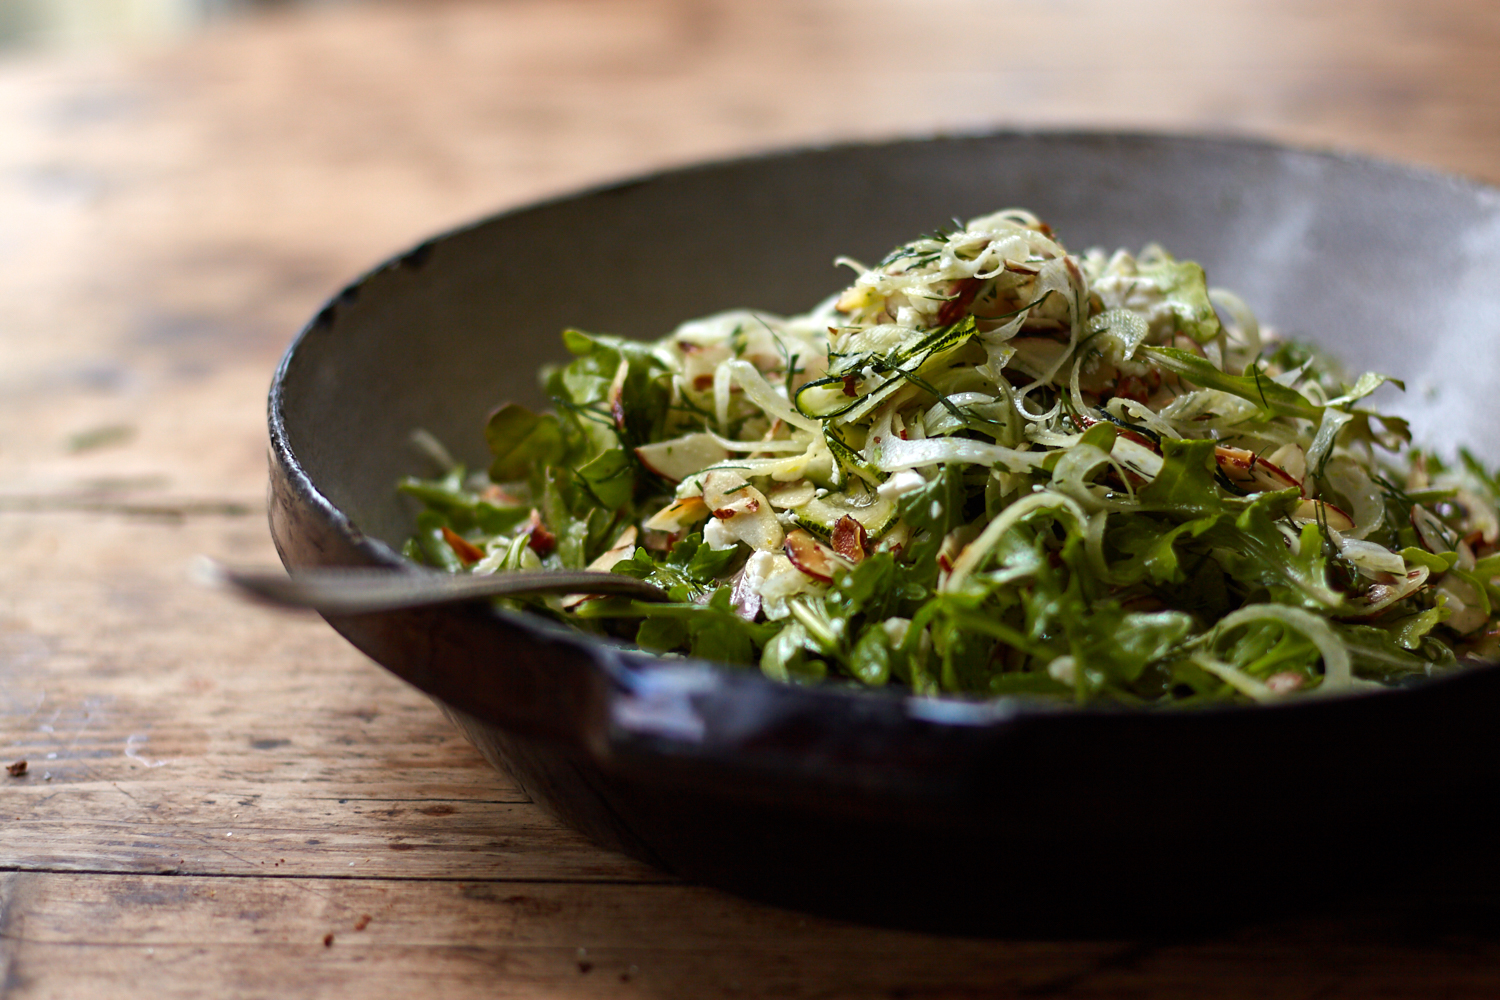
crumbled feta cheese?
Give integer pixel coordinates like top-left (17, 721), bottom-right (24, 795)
top-left (1047, 656), bottom-right (1077, 686)
top-left (703, 516), bottom-right (737, 551)
top-left (877, 469), bottom-right (926, 503)
top-left (882, 616), bottom-right (911, 647)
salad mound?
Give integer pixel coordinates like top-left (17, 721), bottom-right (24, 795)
top-left (400, 209), bottom-right (1500, 705)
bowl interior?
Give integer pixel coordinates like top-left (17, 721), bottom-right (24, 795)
top-left (277, 130), bottom-right (1500, 565)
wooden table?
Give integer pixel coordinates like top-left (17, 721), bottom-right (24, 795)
top-left (6, 1), bottom-right (1500, 995)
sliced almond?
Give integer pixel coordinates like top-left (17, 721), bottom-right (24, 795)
top-left (784, 528), bottom-right (841, 583)
top-left (1216, 445), bottom-right (1302, 494)
top-left (830, 516), bottom-right (868, 564)
top-left (607, 357), bottom-right (630, 432)
top-left (718, 498), bottom-right (784, 551)
top-left (1266, 443), bottom-right (1308, 485)
top-left (876, 520), bottom-right (914, 556)
top-left (1341, 565), bottom-right (1430, 618)
top-left (522, 509), bottom-right (556, 556)
top-left (1265, 671), bottom-right (1306, 694)
top-left (1411, 503), bottom-right (1459, 554)
top-left (589, 525), bottom-right (638, 571)
top-left (643, 496), bottom-right (710, 533)
top-left (938, 523), bottom-right (984, 574)
top-left (440, 526), bottom-right (484, 565)
top-left (1291, 499), bottom-right (1356, 533)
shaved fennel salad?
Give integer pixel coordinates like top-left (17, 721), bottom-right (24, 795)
top-left (400, 208), bottom-right (1500, 705)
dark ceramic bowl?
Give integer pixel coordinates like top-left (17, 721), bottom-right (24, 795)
top-left (269, 132), bottom-right (1500, 934)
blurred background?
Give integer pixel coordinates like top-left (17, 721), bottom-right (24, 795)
top-left (0, 0), bottom-right (329, 52)
top-left (0, 0), bottom-right (1496, 519)
top-left (5, 0), bottom-right (1500, 556)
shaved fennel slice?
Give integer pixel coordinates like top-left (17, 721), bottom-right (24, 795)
top-left (1323, 456), bottom-right (1385, 540)
top-left (871, 435), bottom-right (1040, 476)
top-left (944, 492), bottom-right (1089, 593)
top-left (1212, 605), bottom-right (1353, 692)
top-left (720, 359), bottom-right (822, 434)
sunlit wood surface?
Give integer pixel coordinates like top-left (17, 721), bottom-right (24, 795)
top-left (6, 1), bottom-right (1500, 996)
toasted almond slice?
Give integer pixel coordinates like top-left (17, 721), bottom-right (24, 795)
top-left (876, 520), bottom-right (914, 556)
top-left (607, 357), bottom-right (630, 432)
top-left (1291, 499), bottom-right (1356, 533)
top-left (441, 526), bottom-right (484, 565)
top-left (1411, 503), bottom-right (1459, 554)
top-left (830, 515), bottom-right (867, 564)
top-left (1341, 565), bottom-right (1429, 618)
top-left (1216, 446), bottom-right (1302, 494)
top-left (702, 471), bottom-right (782, 551)
top-left (1266, 443), bottom-right (1308, 485)
top-left (590, 525), bottom-right (638, 571)
top-left (643, 496), bottom-right (710, 533)
top-left (1265, 671), bottom-right (1306, 694)
top-left (522, 509), bottom-right (556, 556)
top-left (784, 528), bottom-right (841, 583)
top-left (938, 523), bottom-right (984, 574)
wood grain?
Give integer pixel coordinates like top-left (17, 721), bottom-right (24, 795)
top-left (8, 872), bottom-right (1500, 1000)
top-left (0, 515), bottom-right (658, 883)
top-left (7, 0), bottom-right (1500, 996)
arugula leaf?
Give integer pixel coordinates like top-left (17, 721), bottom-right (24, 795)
top-left (577, 447), bottom-right (635, 510)
top-left (1137, 438), bottom-right (1222, 514)
top-left (1070, 606), bottom-right (1196, 688)
top-left (894, 464), bottom-right (967, 586)
top-left (486, 404), bottom-right (565, 482)
top-left (683, 540), bottom-right (741, 583)
top-left (1140, 346), bottom-right (1322, 421)
top-left (1136, 256), bottom-right (1222, 343)
top-left (1327, 371), bottom-right (1405, 407)
top-left (558, 328), bottom-right (672, 449)
top-left (761, 621), bottom-right (826, 682)
top-left (1333, 622), bottom-right (1447, 681)
top-left (849, 623), bottom-right (895, 686)
top-left (1105, 511), bottom-right (1223, 586)
top-left (1213, 500), bottom-right (1341, 609)
top-left (614, 533), bottom-right (742, 601)
top-left (1372, 604), bottom-right (1451, 651)
top-left (398, 477), bottom-right (532, 537)
top-left (411, 510), bottom-right (467, 573)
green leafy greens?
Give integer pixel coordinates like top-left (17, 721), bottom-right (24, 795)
top-left (400, 208), bottom-right (1500, 705)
